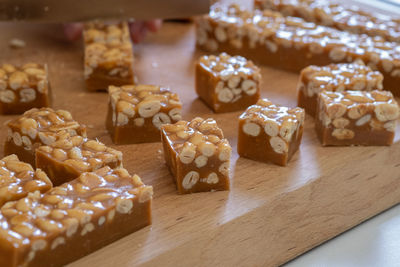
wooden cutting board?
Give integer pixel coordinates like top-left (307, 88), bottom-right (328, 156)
top-left (1, 6), bottom-right (400, 267)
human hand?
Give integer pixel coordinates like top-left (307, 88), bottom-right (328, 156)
top-left (63, 19), bottom-right (162, 43)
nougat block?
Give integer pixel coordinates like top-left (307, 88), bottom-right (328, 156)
top-left (4, 108), bottom-right (87, 166)
top-left (0, 166), bottom-right (153, 267)
top-left (84, 22), bottom-right (135, 91)
top-left (0, 155), bottom-right (52, 207)
top-left (106, 84), bottom-right (182, 144)
top-left (195, 53), bottom-right (261, 113)
top-left (0, 63), bottom-right (51, 114)
top-left (316, 90), bottom-right (399, 146)
top-left (161, 117), bottom-right (231, 194)
top-left (298, 62), bottom-right (384, 116)
top-left (238, 99), bottom-right (305, 166)
top-left (36, 134), bottom-right (122, 186)
top-left (254, 0), bottom-right (400, 43)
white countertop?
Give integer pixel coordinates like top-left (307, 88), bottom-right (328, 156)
top-left (285, 204), bottom-right (400, 267)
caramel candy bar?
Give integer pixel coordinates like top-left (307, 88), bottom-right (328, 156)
top-left (195, 53), bottom-right (261, 113)
top-left (83, 22), bottom-right (135, 91)
top-left (36, 133), bottom-right (122, 186)
top-left (196, 4), bottom-right (400, 96)
top-left (254, 0), bottom-right (400, 42)
top-left (0, 155), bottom-right (52, 207)
top-left (316, 90), bottom-right (399, 146)
top-left (238, 99), bottom-right (305, 166)
top-left (161, 117), bottom-right (231, 194)
top-left (0, 63), bottom-right (51, 114)
top-left (106, 84), bottom-right (182, 144)
top-left (298, 61), bottom-right (384, 116)
top-left (4, 108), bottom-right (87, 166)
top-left (0, 166), bottom-right (152, 267)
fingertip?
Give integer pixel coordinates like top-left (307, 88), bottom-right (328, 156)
top-left (133, 26), bottom-right (148, 43)
top-left (140, 24), bottom-right (148, 41)
top-left (63, 23), bottom-right (83, 41)
top-left (131, 33), bottom-right (141, 43)
top-left (146, 19), bottom-right (163, 32)
top-left (129, 21), bottom-right (143, 43)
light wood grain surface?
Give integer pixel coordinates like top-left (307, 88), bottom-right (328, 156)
top-left (0, 3), bottom-right (400, 266)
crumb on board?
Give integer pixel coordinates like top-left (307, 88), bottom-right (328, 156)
top-left (9, 38), bottom-right (26, 49)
